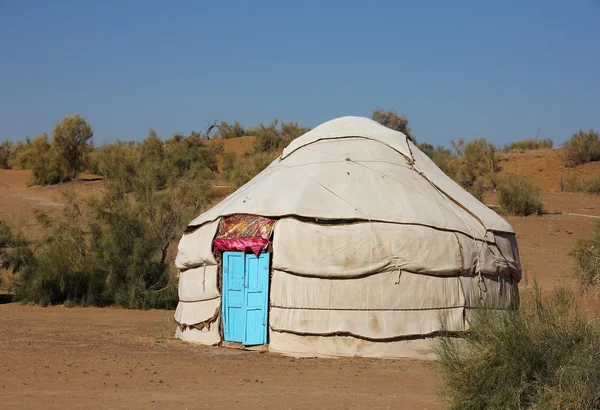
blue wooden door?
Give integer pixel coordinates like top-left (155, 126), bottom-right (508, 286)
top-left (222, 252), bottom-right (246, 343)
top-left (243, 253), bottom-right (270, 345)
top-left (222, 251), bottom-right (270, 346)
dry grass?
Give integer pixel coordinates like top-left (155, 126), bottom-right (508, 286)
top-left (503, 138), bottom-right (553, 153)
top-left (560, 174), bottom-right (600, 195)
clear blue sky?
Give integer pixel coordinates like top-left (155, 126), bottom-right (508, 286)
top-left (1, 0), bottom-right (599, 146)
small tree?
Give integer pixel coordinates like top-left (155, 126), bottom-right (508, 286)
top-left (53, 114), bottom-right (93, 179)
top-left (372, 108), bottom-right (415, 143)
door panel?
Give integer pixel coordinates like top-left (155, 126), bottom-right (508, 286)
top-left (243, 253), bottom-right (270, 346)
top-left (222, 252), bottom-right (246, 343)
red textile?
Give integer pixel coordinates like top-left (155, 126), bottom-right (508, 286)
top-left (213, 237), bottom-right (269, 256)
top-left (215, 214), bottom-right (275, 240)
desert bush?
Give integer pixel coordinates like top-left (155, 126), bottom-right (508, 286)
top-left (448, 138), bottom-right (498, 201)
top-left (372, 108), bottom-right (415, 143)
top-left (248, 119), bottom-right (286, 152)
top-left (570, 221), bottom-right (600, 294)
top-left (564, 129), bottom-right (600, 166)
top-left (0, 221), bottom-right (34, 288)
top-left (13, 138), bottom-right (33, 169)
top-left (419, 143), bottom-right (456, 177)
top-left (436, 285), bottom-right (600, 410)
top-left (497, 175), bottom-right (543, 216)
top-left (247, 118), bottom-right (309, 153)
top-left (163, 134), bottom-right (222, 182)
top-left (221, 151), bottom-right (238, 177)
top-left (20, 133), bottom-right (70, 185)
top-left (0, 140), bottom-right (15, 169)
top-left (90, 130), bottom-right (221, 191)
top-left (10, 175), bottom-right (214, 308)
top-left (280, 121), bottom-right (310, 139)
top-left (9, 115), bottom-right (93, 184)
top-left (88, 140), bottom-right (139, 181)
top-left (503, 138), bottom-right (553, 152)
top-left (560, 174), bottom-right (600, 194)
top-left (432, 146), bottom-right (455, 177)
top-left (418, 142), bottom-right (434, 158)
top-left (216, 121), bottom-right (245, 139)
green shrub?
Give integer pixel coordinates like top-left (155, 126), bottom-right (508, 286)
top-left (19, 133), bottom-right (70, 185)
top-left (503, 138), bottom-right (553, 152)
top-left (560, 174), bottom-right (600, 194)
top-left (418, 142), bottom-right (434, 158)
top-left (163, 134), bottom-right (222, 182)
top-left (221, 151), bottom-right (238, 176)
top-left (0, 221), bottom-right (34, 288)
top-left (90, 131), bottom-right (222, 191)
top-left (449, 138), bottom-right (498, 201)
top-left (570, 222), bottom-right (600, 294)
top-left (88, 140), bottom-right (138, 181)
top-left (216, 121), bottom-right (245, 139)
top-left (10, 116), bottom-right (93, 185)
top-left (10, 174), bottom-right (214, 309)
top-left (247, 119), bottom-right (285, 152)
top-left (280, 121), bottom-right (310, 139)
top-left (247, 118), bottom-right (309, 153)
top-left (431, 145), bottom-right (455, 177)
top-left (8, 140), bottom-right (30, 169)
top-left (436, 285), bottom-right (600, 410)
top-left (0, 140), bottom-right (14, 169)
top-left (372, 108), bottom-right (415, 143)
top-left (419, 143), bottom-right (456, 178)
top-left (497, 175), bottom-right (543, 216)
top-left (564, 129), bottom-right (600, 166)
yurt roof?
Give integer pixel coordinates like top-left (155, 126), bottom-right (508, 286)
top-left (189, 116), bottom-right (514, 237)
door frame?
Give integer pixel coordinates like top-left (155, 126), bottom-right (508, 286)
top-left (221, 251), bottom-right (271, 346)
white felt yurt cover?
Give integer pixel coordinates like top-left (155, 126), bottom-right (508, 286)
top-left (174, 116), bottom-right (522, 359)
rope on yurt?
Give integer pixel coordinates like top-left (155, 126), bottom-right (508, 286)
top-left (406, 149), bottom-right (488, 300)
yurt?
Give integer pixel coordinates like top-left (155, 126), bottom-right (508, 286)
top-left (174, 116), bottom-right (521, 359)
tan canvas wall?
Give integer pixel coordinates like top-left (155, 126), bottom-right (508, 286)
top-left (175, 322), bottom-right (220, 346)
top-left (177, 265), bottom-right (220, 302)
top-left (175, 219), bottom-right (219, 270)
top-left (175, 298), bottom-right (220, 326)
top-left (268, 330), bottom-right (438, 360)
top-left (270, 269), bottom-right (464, 310)
top-left (274, 218), bottom-right (521, 279)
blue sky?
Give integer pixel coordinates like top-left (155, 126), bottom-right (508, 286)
top-left (1, 0), bottom-right (599, 146)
